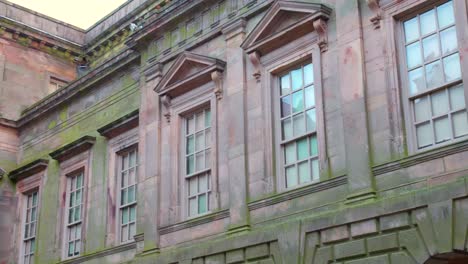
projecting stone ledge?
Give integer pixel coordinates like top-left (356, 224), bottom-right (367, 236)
top-left (8, 158), bottom-right (48, 182)
top-left (49, 135), bottom-right (96, 162)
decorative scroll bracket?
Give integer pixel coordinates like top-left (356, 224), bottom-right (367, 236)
top-left (161, 94), bottom-right (172, 123)
top-left (248, 51), bottom-right (262, 82)
top-left (312, 17), bottom-right (328, 53)
top-left (367, 0), bottom-right (381, 29)
top-left (211, 70), bottom-right (224, 100)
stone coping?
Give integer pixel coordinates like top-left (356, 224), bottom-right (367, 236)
top-left (49, 136), bottom-right (96, 162)
top-left (373, 139), bottom-right (468, 176)
top-left (97, 109), bottom-right (139, 138)
top-left (159, 209), bottom-right (230, 235)
top-left (8, 158), bottom-right (48, 182)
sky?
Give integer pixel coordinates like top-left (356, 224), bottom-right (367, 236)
top-left (8, 0), bottom-right (128, 29)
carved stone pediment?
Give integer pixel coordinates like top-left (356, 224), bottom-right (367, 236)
top-left (154, 51), bottom-right (226, 98)
top-left (241, 1), bottom-right (332, 55)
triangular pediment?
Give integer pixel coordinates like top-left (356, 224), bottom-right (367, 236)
top-left (241, 1), bottom-right (332, 54)
top-left (155, 51), bottom-right (226, 97)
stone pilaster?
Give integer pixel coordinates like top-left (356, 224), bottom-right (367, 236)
top-left (336, 0), bottom-right (376, 204)
top-left (136, 62), bottom-right (163, 254)
top-left (222, 18), bottom-right (250, 233)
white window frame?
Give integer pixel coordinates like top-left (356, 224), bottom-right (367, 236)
top-left (59, 153), bottom-right (90, 260)
top-left (169, 82), bottom-right (220, 220)
top-left (261, 42), bottom-right (327, 192)
top-left (106, 127), bottom-right (139, 246)
top-left (63, 170), bottom-right (85, 259)
top-left (397, 0), bottom-right (468, 152)
top-left (116, 146), bottom-right (138, 244)
top-left (20, 190), bottom-right (39, 264)
top-left (182, 107), bottom-right (212, 217)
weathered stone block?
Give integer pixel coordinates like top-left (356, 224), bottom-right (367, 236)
top-left (346, 255), bottom-right (388, 264)
top-left (366, 233), bottom-right (398, 253)
top-left (390, 252), bottom-right (414, 264)
top-left (205, 253), bottom-right (225, 264)
top-left (314, 246), bottom-right (332, 264)
top-left (350, 219), bottom-right (378, 237)
top-left (321, 225), bottom-right (349, 243)
top-left (380, 212), bottom-right (410, 231)
top-left (245, 244), bottom-right (269, 260)
top-left (226, 249), bottom-right (244, 264)
top-left (334, 239), bottom-right (366, 260)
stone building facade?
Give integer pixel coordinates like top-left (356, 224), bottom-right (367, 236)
top-left (1, 0), bottom-right (468, 263)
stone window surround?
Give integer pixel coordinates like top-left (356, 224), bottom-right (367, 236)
top-left (262, 42), bottom-right (328, 192)
top-left (170, 84), bottom-right (220, 220)
top-left (57, 151), bottom-right (91, 260)
top-left (15, 171), bottom-right (44, 264)
top-left (381, 0), bottom-right (468, 154)
top-left (105, 127), bottom-right (139, 247)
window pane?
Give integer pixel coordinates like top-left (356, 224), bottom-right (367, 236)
top-left (408, 67), bottom-right (425, 95)
top-left (437, 1), bottom-right (455, 28)
top-left (305, 86), bottom-right (315, 108)
top-left (298, 161), bottom-right (311, 184)
top-left (414, 97), bottom-right (430, 123)
top-left (304, 64), bottom-right (314, 84)
top-left (425, 60), bottom-right (444, 88)
top-left (416, 122), bottom-right (433, 148)
top-left (74, 206), bottom-right (80, 222)
top-left (128, 185), bottom-right (135, 203)
top-left (281, 95), bottom-right (291, 117)
top-left (434, 116), bottom-right (451, 143)
top-left (130, 206), bottom-right (136, 222)
top-left (199, 174), bottom-right (208, 192)
top-left (306, 109), bottom-right (316, 132)
top-left (404, 17), bottom-right (419, 43)
top-left (205, 110), bottom-right (211, 127)
top-left (420, 9), bottom-right (436, 35)
top-left (310, 136), bottom-right (318, 156)
top-left (32, 193), bottom-right (38, 206)
top-left (440, 26), bottom-right (458, 55)
top-left (205, 129), bottom-right (211, 147)
top-left (129, 223), bottom-right (136, 239)
top-left (186, 155), bottom-right (194, 174)
top-left (291, 69), bottom-right (303, 91)
top-left (68, 242), bottom-right (74, 257)
top-left (280, 74), bottom-right (290, 95)
top-left (195, 152), bottom-right (204, 171)
top-left (187, 117), bottom-right (195, 135)
top-left (443, 53), bottom-right (461, 82)
top-left (205, 149), bottom-right (211, 168)
top-left (122, 207), bottom-right (129, 224)
top-left (189, 177), bottom-right (197, 196)
top-left (453, 111), bottom-right (468, 137)
top-left (422, 34), bottom-right (440, 62)
top-left (195, 132), bottom-right (205, 151)
top-left (311, 159), bottom-right (319, 180)
top-left (282, 118), bottom-right (292, 140)
top-left (406, 42), bottom-right (422, 68)
top-left (121, 189), bottom-right (127, 205)
top-left (297, 138), bottom-right (309, 160)
top-left (186, 135), bottom-right (194, 154)
top-left (293, 113), bottom-right (305, 137)
top-left (189, 198), bottom-right (197, 216)
top-left (195, 112), bottom-right (204, 131)
top-left (292, 90), bottom-right (304, 113)
top-left (431, 90), bottom-right (449, 116)
top-left (286, 166), bottom-right (297, 188)
top-left (284, 142), bottom-right (296, 164)
top-left (198, 194), bottom-right (207, 213)
top-left (77, 174), bottom-right (83, 188)
top-left (449, 84), bottom-right (465, 110)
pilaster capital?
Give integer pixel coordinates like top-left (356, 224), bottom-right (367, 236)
top-left (222, 18), bottom-right (246, 41)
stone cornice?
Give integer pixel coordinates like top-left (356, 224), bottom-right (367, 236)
top-left (57, 242), bottom-right (136, 264)
top-left (248, 176), bottom-right (347, 211)
top-left (373, 139), bottom-right (468, 176)
top-left (8, 158), bottom-right (48, 182)
top-left (49, 136), bottom-right (96, 162)
top-left (159, 209), bottom-right (230, 235)
top-left (97, 110), bottom-right (139, 138)
top-left (17, 49), bottom-right (139, 127)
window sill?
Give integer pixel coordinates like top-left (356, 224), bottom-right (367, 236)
top-left (57, 242), bottom-right (136, 264)
top-left (159, 209), bottom-right (229, 235)
top-left (373, 138), bottom-right (468, 176)
top-left (248, 175), bottom-right (347, 211)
